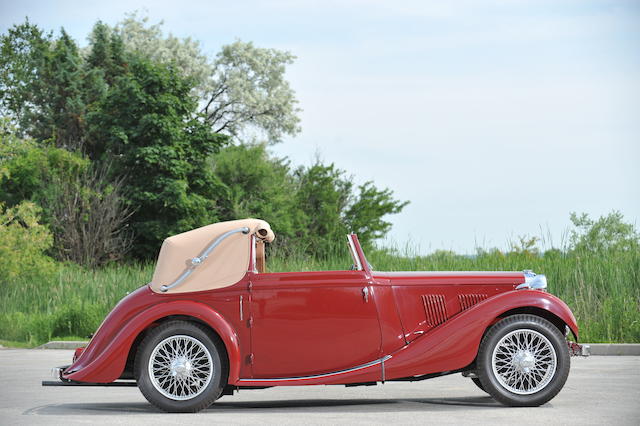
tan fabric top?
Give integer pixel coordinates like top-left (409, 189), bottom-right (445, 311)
top-left (150, 219), bottom-right (274, 293)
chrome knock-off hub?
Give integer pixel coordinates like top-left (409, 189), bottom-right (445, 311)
top-left (170, 357), bottom-right (193, 378)
top-left (512, 350), bottom-right (536, 373)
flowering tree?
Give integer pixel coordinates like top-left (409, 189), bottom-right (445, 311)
top-left (114, 13), bottom-right (301, 144)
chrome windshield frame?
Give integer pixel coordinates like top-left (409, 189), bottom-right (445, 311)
top-left (347, 234), bottom-right (363, 271)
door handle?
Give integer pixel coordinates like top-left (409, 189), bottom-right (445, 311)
top-left (362, 286), bottom-right (369, 302)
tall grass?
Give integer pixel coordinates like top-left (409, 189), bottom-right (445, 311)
top-left (0, 263), bottom-right (153, 345)
top-left (1, 244), bottom-right (638, 345)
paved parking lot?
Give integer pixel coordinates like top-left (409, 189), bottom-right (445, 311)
top-left (1, 349), bottom-right (638, 425)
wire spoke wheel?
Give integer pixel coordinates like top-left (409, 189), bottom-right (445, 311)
top-left (491, 329), bottom-right (557, 395)
top-left (148, 335), bottom-right (213, 401)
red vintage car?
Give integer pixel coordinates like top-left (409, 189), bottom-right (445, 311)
top-left (43, 219), bottom-right (589, 412)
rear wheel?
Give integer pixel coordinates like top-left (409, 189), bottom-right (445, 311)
top-left (476, 314), bottom-right (570, 406)
top-left (135, 320), bottom-right (227, 412)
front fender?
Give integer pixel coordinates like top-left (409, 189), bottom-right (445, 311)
top-left (64, 297), bottom-right (241, 384)
top-left (384, 290), bottom-right (579, 380)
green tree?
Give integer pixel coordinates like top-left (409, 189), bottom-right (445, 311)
top-left (86, 21), bottom-right (127, 84)
top-left (0, 21), bottom-right (50, 135)
top-left (204, 40), bottom-right (301, 143)
top-left (294, 162), bottom-right (351, 254)
top-left (345, 182), bottom-right (409, 245)
top-left (569, 211), bottom-right (639, 253)
top-left (0, 22), bottom-right (105, 150)
top-left (294, 161), bottom-right (408, 256)
top-left (112, 13), bottom-right (301, 144)
top-left (212, 143), bottom-right (302, 244)
top-left (88, 57), bottom-right (229, 258)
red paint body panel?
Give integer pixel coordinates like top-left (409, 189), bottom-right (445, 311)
top-left (379, 272), bottom-right (525, 342)
top-left (249, 271), bottom-right (381, 378)
top-left (382, 290), bottom-right (578, 380)
top-left (371, 283), bottom-right (409, 352)
top-left (64, 286), bottom-right (245, 383)
top-left (61, 233), bottom-right (580, 389)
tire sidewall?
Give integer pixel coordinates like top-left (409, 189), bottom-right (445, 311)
top-left (135, 321), bottom-right (225, 412)
top-left (477, 315), bottom-right (570, 407)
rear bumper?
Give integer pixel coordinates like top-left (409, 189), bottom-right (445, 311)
top-left (43, 365), bottom-right (136, 387)
top-left (568, 341), bottom-right (590, 357)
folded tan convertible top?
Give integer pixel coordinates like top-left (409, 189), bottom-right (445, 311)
top-left (150, 219), bottom-right (274, 293)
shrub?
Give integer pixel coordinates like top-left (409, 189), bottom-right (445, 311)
top-left (0, 201), bottom-right (55, 283)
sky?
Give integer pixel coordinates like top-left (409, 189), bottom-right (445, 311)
top-left (1, 0), bottom-right (638, 254)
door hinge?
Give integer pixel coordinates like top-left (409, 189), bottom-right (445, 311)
top-left (246, 353), bottom-right (254, 364)
top-left (248, 281), bottom-right (253, 291)
top-left (247, 317), bottom-right (253, 328)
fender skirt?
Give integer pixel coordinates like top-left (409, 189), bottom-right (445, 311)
top-left (63, 300), bottom-right (241, 384)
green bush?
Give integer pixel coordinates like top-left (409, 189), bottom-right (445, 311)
top-left (0, 131), bottom-right (89, 221)
top-left (50, 303), bottom-right (104, 338)
top-left (0, 201), bottom-right (56, 283)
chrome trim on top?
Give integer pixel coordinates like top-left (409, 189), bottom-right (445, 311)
top-left (160, 226), bottom-right (250, 292)
top-left (238, 355), bottom-right (392, 382)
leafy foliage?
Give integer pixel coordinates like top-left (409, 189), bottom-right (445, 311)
top-left (0, 128), bottom-right (131, 266)
top-left (569, 211), bottom-right (639, 254)
top-left (213, 144), bottom-right (408, 257)
top-left (0, 22), bottom-right (105, 150)
top-left (0, 21), bottom-right (50, 133)
top-left (0, 201), bottom-right (55, 283)
top-left (212, 143), bottom-right (302, 244)
top-left (205, 40), bottom-right (301, 143)
top-left (88, 57), bottom-right (229, 257)
top-left (1, 17), bottom-right (405, 262)
top-left (112, 13), bottom-right (301, 144)
top-left (0, 131), bottom-right (89, 213)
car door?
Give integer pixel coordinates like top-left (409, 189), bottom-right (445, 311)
top-left (248, 270), bottom-right (382, 378)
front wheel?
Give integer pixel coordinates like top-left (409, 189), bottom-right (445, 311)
top-left (135, 320), bottom-right (228, 412)
top-left (476, 314), bottom-right (570, 406)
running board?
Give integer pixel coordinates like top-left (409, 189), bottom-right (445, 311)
top-left (42, 380), bottom-right (137, 387)
top-left (237, 355), bottom-right (392, 385)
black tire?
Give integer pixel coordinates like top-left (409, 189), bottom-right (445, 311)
top-left (476, 314), bottom-right (570, 407)
top-left (134, 320), bottom-right (228, 412)
top-left (471, 377), bottom-right (486, 393)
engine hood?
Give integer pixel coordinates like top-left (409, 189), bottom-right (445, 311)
top-left (373, 271), bottom-right (526, 286)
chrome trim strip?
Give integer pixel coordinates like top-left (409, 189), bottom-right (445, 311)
top-left (161, 227), bottom-right (250, 292)
top-left (238, 355), bottom-right (392, 382)
top-left (347, 235), bottom-right (363, 271)
top-left (239, 295), bottom-right (243, 321)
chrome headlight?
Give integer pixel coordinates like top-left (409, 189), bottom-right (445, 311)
top-left (516, 270), bottom-right (548, 291)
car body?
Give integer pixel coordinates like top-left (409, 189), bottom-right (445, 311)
top-left (44, 219), bottom-right (589, 412)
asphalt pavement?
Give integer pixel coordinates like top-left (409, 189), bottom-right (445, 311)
top-left (1, 349), bottom-right (638, 425)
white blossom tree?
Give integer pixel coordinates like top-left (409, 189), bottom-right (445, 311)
top-left (112, 12), bottom-right (301, 144)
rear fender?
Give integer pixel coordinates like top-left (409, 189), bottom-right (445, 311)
top-left (384, 290), bottom-right (578, 380)
top-left (63, 301), bottom-right (240, 383)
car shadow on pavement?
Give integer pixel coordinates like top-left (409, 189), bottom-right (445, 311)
top-left (24, 396), bottom-right (501, 415)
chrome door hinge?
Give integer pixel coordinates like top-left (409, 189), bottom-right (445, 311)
top-left (362, 286), bottom-right (369, 302)
top-left (247, 317), bottom-right (254, 328)
top-left (248, 281), bottom-right (253, 291)
top-left (246, 353), bottom-right (254, 364)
